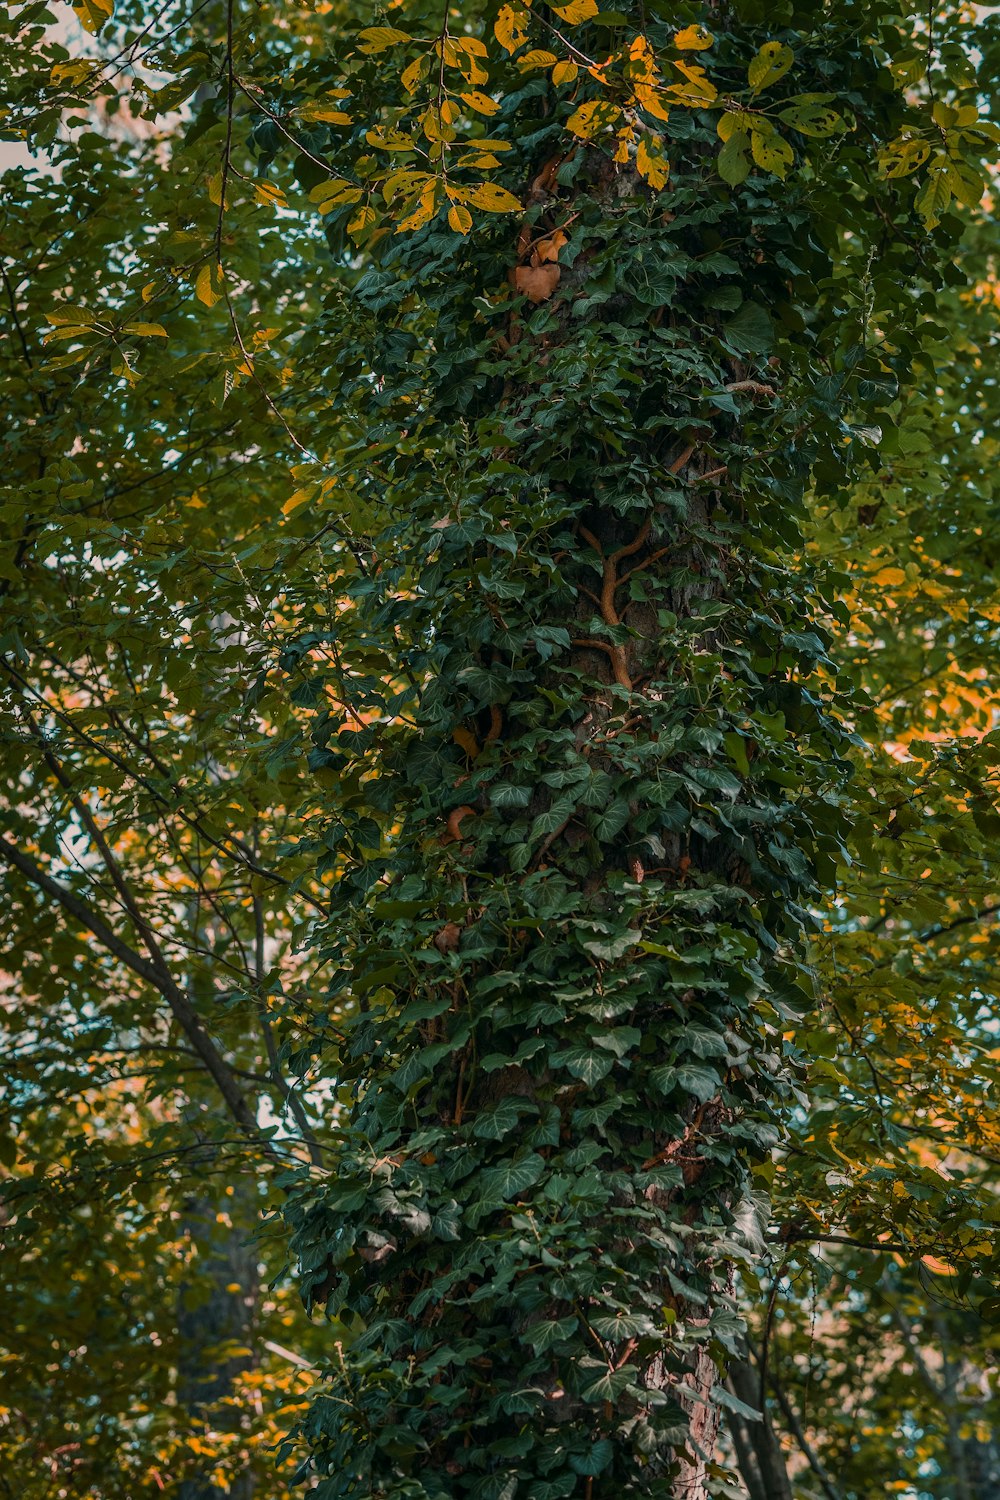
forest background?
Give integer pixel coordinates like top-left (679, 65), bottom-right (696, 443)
top-left (1, 2), bottom-right (1000, 1498)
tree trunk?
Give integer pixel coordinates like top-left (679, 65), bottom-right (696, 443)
top-left (283, 6), bottom-right (909, 1496)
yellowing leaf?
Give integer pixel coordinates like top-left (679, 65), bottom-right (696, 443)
top-left (879, 135), bottom-right (931, 179)
top-left (460, 90), bottom-right (500, 115)
top-left (469, 182), bottom-right (522, 213)
top-left (357, 26), bottom-right (412, 54)
top-left (309, 178), bottom-right (364, 212)
top-left (123, 321), bottom-right (168, 337)
top-left (195, 263), bottom-right (224, 309)
top-left (72, 0), bottom-right (113, 35)
top-left (448, 204), bottom-right (473, 234)
top-left (296, 103), bottom-right (353, 124)
top-left (552, 60), bottom-right (579, 86)
top-left (397, 187), bottom-right (439, 233)
top-left (46, 304), bottom-right (98, 327)
top-left (668, 60), bottom-right (717, 105)
top-left (873, 567), bottom-right (907, 587)
top-left (365, 126), bottom-right (415, 151)
top-left (717, 109), bottom-right (752, 142)
top-left (635, 84), bottom-right (671, 123)
top-left (254, 181), bottom-right (288, 209)
top-left (945, 159), bottom-right (984, 210)
top-left (748, 41), bottom-right (794, 94)
top-left (750, 130), bottom-right (793, 178)
top-left (495, 4), bottom-right (530, 54)
top-left (914, 164), bottom-right (952, 230)
top-left (401, 56), bottom-right (429, 93)
top-left (282, 487), bottom-right (314, 516)
top-left (778, 93), bottom-right (844, 138)
top-left (636, 135), bottom-right (669, 190)
top-left (674, 24), bottom-right (713, 51)
top-left (348, 204), bottom-right (377, 238)
top-left (518, 49), bottom-right (558, 71)
top-left (567, 98), bottom-right (622, 139)
top-left (550, 0), bottom-right (598, 20)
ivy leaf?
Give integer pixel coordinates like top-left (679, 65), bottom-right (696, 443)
top-left (580, 1367), bottom-right (635, 1403)
top-left (723, 301), bottom-right (775, 354)
top-left (473, 1101), bottom-right (524, 1140)
top-left (550, 1044), bottom-right (615, 1084)
top-left (477, 1153), bottom-right (546, 1204)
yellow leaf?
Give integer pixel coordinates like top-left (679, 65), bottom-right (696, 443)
top-left (422, 106), bottom-right (457, 143)
top-left (552, 60), bottom-right (579, 86)
top-left (668, 60), bottom-right (717, 105)
top-left (460, 90), bottom-right (499, 115)
top-left (401, 56), bottom-right (428, 93)
top-left (551, 0), bottom-right (598, 20)
top-left (495, 3), bottom-right (530, 55)
top-left (748, 41), bottom-right (794, 94)
top-left (872, 566), bottom-right (906, 587)
top-left (356, 26), bottom-right (412, 54)
top-left (254, 181), bottom-right (288, 209)
top-left (636, 136), bottom-right (669, 190)
top-left (567, 98), bottom-right (622, 139)
top-left (365, 126), bottom-right (415, 151)
top-left (448, 204), bottom-right (473, 234)
top-left (348, 204), bottom-right (376, 238)
top-left (397, 187), bottom-right (439, 233)
top-left (635, 83), bottom-right (671, 122)
top-left (674, 24), bottom-right (714, 50)
top-left (469, 181), bottom-right (523, 213)
top-left (123, 321), bottom-right (168, 337)
top-left (282, 488), bottom-right (313, 517)
top-left (518, 49), bottom-right (558, 70)
top-left (72, 0), bottom-right (113, 35)
top-left (459, 153), bottom-right (503, 170)
top-left (195, 263), bottom-right (223, 309)
top-left (50, 58), bottom-right (99, 88)
top-left (750, 130), bottom-right (793, 178)
top-left (309, 179), bottom-right (364, 212)
top-left (296, 103), bottom-right (353, 124)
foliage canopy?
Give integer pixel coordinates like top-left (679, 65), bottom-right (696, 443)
top-left (1, 2), bottom-right (999, 1498)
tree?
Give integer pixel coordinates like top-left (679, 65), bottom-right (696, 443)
top-left (2, 3), bottom-right (999, 1498)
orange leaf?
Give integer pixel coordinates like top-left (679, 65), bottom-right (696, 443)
top-left (514, 263), bottom-right (561, 303)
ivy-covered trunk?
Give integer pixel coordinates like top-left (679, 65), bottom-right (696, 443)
top-left (284, 6), bottom-right (922, 1496)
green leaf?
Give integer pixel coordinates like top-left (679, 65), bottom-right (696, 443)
top-left (723, 300), bottom-right (775, 353)
top-left (779, 93), bottom-right (844, 137)
top-left (550, 1044), bottom-right (615, 1084)
top-left (473, 1101), bottom-right (524, 1140)
top-left (717, 130), bottom-right (751, 184)
top-left (477, 1152), bottom-right (546, 1204)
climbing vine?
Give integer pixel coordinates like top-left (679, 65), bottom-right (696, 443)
top-left (267, 5), bottom-right (993, 1497)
